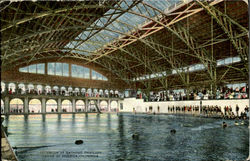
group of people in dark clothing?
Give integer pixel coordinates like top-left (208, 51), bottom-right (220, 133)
top-left (167, 104), bottom-right (249, 120)
top-left (141, 84), bottom-right (248, 102)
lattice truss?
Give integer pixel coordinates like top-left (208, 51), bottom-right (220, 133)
top-left (1, 0), bottom-right (248, 91)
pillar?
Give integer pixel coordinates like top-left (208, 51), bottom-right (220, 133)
top-left (57, 98), bottom-right (62, 112)
top-left (72, 98), bottom-right (76, 113)
top-left (4, 96), bottom-right (9, 113)
top-left (5, 82), bottom-right (9, 94)
top-left (199, 100), bottom-right (202, 114)
top-left (117, 100), bottom-right (119, 112)
top-left (24, 97), bottom-right (29, 114)
top-left (85, 99), bottom-right (88, 112)
top-left (108, 99), bottom-right (111, 112)
top-left (97, 99), bottom-right (100, 109)
top-left (42, 98), bottom-right (46, 113)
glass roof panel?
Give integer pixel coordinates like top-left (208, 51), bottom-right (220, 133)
top-left (64, 0), bottom-right (181, 56)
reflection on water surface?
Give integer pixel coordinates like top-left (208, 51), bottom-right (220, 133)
top-left (3, 113), bottom-right (249, 161)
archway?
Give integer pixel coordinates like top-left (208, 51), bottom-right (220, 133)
top-left (110, 101), bottom-right (118, 112)
top-left (76, 100), bottom-right (85, 112)
top-left (110, 90), bottom-right (114, 97)
top-left (27, 84), bottom-right (34, 94)
top-left (115, 90), bottom-right (119, 97)
top-left (104, 89), bottom-right (109, 97)
top-left (10, 98), bottom-right (23, 113)
top-left (81, 88), bottom-right (86, 96)
top-left (52, 86), bottom-right (59, 95)
top-left (62, 100), bottom-right (72, 112)
top-left (1, 99), bottom-right (4, 113)
top-left (45, 85), bottom-right (51, 95)
top-left (68, 87), bottom-right (73, 96)
top-left (37, 85), bottom-right (43, 95)
top-left (93, 89), bottom-right (98, 97)
top-left (60, 86), bottom-right (66, 95)
top-left (17, 83), bottom-right (25, 94)
top-left (88, 100), bottom-right (96, 112)
top-left (46, 99), bottom-right (57, 112)
top-left (8, 83), bottom-right (16, 94)
top-left (29, 99), bottom-right (41, 113)
top-left (100, 101), bottom-right (108, 112)
top-left (74, 88), bottom-right (80, 96)
top-left (87, 88), bottom-right (92, 97)
top-left (99, 89), bottom-right (103, 97)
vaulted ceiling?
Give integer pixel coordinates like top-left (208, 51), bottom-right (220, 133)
top-left (1, 0), bottom-right (248, 90)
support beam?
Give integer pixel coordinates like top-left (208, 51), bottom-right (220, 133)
top-left (85, 99), bottom-right (88, 112)
top-left (41, 98), bottom-right (46, 113)
top-left (57, 98), bottom-right (62, 113)
top-left (72, 98), bottom-right (76, 113)
top-left (196, 1), bottom-right (248, 73)
top-left (24, 97), bottom-right (29, 114)
top-left (108, 99), bottom-right (111, 112)
top-left (4, 96), bottom-right (9, 114)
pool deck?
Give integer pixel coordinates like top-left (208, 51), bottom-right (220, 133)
top-left (1, 125), bottom-right (18, 161)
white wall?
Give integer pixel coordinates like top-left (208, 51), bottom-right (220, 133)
top-left (120, 98), bottom-right (249, 114)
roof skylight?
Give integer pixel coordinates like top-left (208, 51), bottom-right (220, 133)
top-left (64, 0), bottom-right (182, 56)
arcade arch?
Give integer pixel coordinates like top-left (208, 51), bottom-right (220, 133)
top-left (10, 98), bottom-right (23, 113)
top-left (29, 99), bottom-right (41, 113)
top-left (18, 83), bottom-right (25, 94)
top-left (8, 83), bottom-right (16, 93)
top-left (100, 101), bottom-right (108, 112)
top-left (88, 100), bottom-right (96, 112)
top-left (110, 101), bottom-right (118, 112)
top-left (62, 99), bottom-right (72, 112)
top-left (76, 100), bottom-right (85, 112)
top-left (37, 85), bottom-right (43, 94)
top-left (46, 99), bottom-right (57, 112)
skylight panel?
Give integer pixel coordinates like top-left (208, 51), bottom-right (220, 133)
top-left (232, 56), bottom-right (241, 63)
top-left (19, 66), bottom-right (28, 73)
top-left (29, 64), bottom-right (36, 73)
top-left (64, 0), bottom-right (178, 55)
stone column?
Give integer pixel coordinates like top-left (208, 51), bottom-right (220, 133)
top-left (97, 99), bottom-right (100, 110)
top-left (117, 100), bottom-right (119, 112)
top-left (4, 82), bottom-right (9, 94)
top-left (24, 97), bottom-right (29, 114)
top-left (199, 100), bottom-right (202, 115)
top-left (85, 99), bottom-right (88, 112)
top-left (41, 98), bottom-right (46, 113)
top-left (108, 99), bottom-right (111, 112)
top-left (57, 98), bottom-right (62, 113)
top-left (14, 82), bottom-right (18, 94)
top-left (4, 96), bottom-right (9, 113)
top-left (72, 98), bottom-right (76, 113)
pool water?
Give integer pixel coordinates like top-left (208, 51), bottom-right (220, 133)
top-left (3, 113), bottom-right (249, 161)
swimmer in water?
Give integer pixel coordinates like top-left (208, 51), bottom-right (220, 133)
top-left (170, 129), bottom-right (176, 134)
top-left (132, 133), bottom-right (139, 140)
top-left (222, 121), bottom-right (227, 128)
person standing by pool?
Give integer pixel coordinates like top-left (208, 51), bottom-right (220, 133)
top-left (236, 104), bottom-right (239, 117)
